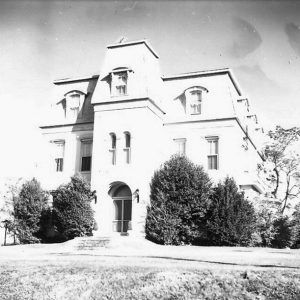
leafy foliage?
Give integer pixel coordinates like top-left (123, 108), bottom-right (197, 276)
top-left (271, 216), bottom-right (292, 248)
top-left (52, 175), bottom-right (95, 241)
top-left (145, 155), bottom-right (212, 245)
top-left (259, 126), bottom-right (300, 213)
top-left (253, 201), bottom-right (278, 247)
top-left (12, 178), bottom-right (49, 244)
top-left (206, 177), bottom-right (256, 246)
top-left (290, 203), bottom-right (300, 248)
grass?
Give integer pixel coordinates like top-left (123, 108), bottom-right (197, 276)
top-left (0, 241), bottom-right (300, 299)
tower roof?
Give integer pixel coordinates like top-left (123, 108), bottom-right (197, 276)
top-left (107, 39), bottom-right (159, 58)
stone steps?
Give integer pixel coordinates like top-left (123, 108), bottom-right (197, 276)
top-left (75, 236), bottom-right (111, 250)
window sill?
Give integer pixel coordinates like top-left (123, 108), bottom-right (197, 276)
top-left (111, 94), bottom-right (128, 98)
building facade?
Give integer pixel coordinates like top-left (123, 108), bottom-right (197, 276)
top-left (40, 40), bottom-right (264, 237)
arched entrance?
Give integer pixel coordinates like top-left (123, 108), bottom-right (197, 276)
top-left (109, 183), bottom-right (132, 235)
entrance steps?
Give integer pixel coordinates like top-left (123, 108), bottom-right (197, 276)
top-left (68, 235), bottom-right (153, 251)
top-left (75, 236), bottom-right (111, 250)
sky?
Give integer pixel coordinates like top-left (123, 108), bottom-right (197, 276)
top-left (0, 0), bottom-right (300, 179)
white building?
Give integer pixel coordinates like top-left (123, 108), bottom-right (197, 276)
top-left (40, 39), bottom-right (264, 237)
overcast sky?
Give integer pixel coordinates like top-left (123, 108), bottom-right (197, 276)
top-left (0, 0), bottom-right (300, 179)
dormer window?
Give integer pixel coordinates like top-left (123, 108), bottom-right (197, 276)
top-left (110, 67), bottom-right (132, 97)
top-left (69, 94), bottom-right (80, 117)
top-left (114, 72), bottom-right (127, 96)
top-left (63, 90), bottom-right (85, 120)
top-left (190, 90), bottom-right (202, 114)
top-left (183, 86), bottom-right (208, 115)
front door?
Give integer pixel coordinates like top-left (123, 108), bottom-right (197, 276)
top-left (113, 197), bottom-right (132, 234)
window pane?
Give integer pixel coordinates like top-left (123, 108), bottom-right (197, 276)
top-left (208, 155), bottom-right (217, 170)
top-left (116, 85), bottom-right (126, 95)
top-left (124, 148), bottom-right (131, 164)
top-left (110, 149), bottom-right (116, 165)
top-left (125, 133), bottom-right (131, 148)
top-left (213, 141), bottom-right (218, 154)
top-left (55, 158), bottom-right (63, 172)
top-left (114, 200), bottom-right (122, 220)
top-left (69, 94), bottom-right (80, 108)
top-left (191, 104), bottom-right (201, 114)
top-left (208, 139), bottom-right (218, 155)
top-left (111, 134), bottom-right (116, 149)
top-left (81, 142), bottom-right (92, 156)
top-left (55, 143), bottom-right (64, 158)
top-left (174, 139), bottom-right (186, 155)
top-left (123, 200), bottom-right (132, 220)
top-left (81, 156), bottom-right (91, 171)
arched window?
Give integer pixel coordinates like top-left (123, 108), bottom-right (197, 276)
top-left (110, 67), bottom-right (132, 97)
top-left (124, 132), bottom-right (131, 164)
top-left (190, 90), bottom-right (202, 114)
top-left (63, 90), bottom-right (86, 120)
top-left (184, 86), bottom-right (208, 115)
top-left (109, 133), bottom-right (117, 165)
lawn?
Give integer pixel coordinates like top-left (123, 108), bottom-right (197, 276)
top-left (0, 239), bottom-right (300, 299)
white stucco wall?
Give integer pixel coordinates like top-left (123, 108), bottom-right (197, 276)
top-left (39, 40), bottom-right (264, 237)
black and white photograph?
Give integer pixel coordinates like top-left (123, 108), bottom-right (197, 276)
top-left (0, 0), bottom-right (300, 299)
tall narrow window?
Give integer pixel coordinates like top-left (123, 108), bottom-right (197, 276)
top-left (124, 132), bottom-right (131, 164)
top-left (174, 138), bottom-right (186, 155)
top-left (114, 72), bottom-right (127, 96)
top-left (53, 141), bottom-right (65, 172)
top-left (81, 139), bottom-right (92, 172)
top-left (109, 133), bottom-right (117, 165)
top-left (207, 137), bottom-right (219, 170)
top-left (190, 90), bottom-right (202, 114)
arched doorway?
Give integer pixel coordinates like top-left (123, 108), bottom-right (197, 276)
top-left (110, 183), bottom-right (132, 235)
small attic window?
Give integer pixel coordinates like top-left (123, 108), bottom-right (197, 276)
top-left (184, 86), bottom-right (208, 115)
top-left (64, 90), bottom-right (85, 120)
top-left (110, 67), bottom-right (132, 97)
top-left (114, 72), bottom-right (127, 96)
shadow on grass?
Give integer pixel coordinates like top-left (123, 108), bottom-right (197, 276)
top-left (52, 253), bottom-right (300, 269)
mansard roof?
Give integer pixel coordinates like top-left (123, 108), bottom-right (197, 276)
top-left (163, 68), bottom-right (242, 96)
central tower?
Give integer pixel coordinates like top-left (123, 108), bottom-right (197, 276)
top-left (91, 40), bottom-right (165, 236)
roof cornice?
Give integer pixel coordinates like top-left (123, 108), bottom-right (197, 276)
top-left (107, 39), bottom-right (159, 58)
top-left (54, 75), bottom-right (99, 85)
top-left (163, 68), bottom-right (242, 96)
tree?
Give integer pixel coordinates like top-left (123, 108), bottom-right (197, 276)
top-left (206, 177), bottom-right (256, 246)
top-left (253, 200), bottom-right (278, 247)
top-left (271, 216), bottom-right (292, 248)
top-left (12, 178), bottom-right (49, 244)
top-left (291, 203), bottom-right (300, 248)
top-left (259, 126), bottom-right (300, 214)
top-left (52, 175), bottom-right (95, 241)
top-left (145, 155), bottom-right (212, 245)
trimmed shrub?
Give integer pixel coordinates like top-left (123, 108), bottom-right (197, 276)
top-left (271, 216), bottom-right (292, 248)
top-left (145, 155), bottom-right (212, 245)
top-left (12, 178), bottom-right (49, 244)
top-left (206, 177), bottom-right (256, 246)
top-left (52, 175), bottom-right (95, 241)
